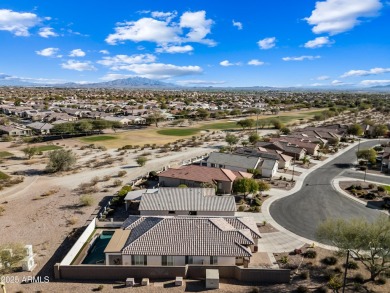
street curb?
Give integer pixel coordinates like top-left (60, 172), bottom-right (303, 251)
top-left (332, 177), bottom-right (389, 215)
top-left (261, 140), bottom-right (366, 251)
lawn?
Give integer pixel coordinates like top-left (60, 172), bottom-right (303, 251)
top-left (0, 151), bottom-right (13, 158)
top-left (76, 108), bottom-right (327, 148)
top-left (35, 145), bottom-right (63, 152)
top-left (0, 171), bottom-right (10, 180)
top-left (381, 185), bottom-right (390, 193)
top-left (157, 128), bottom-right (200, 136)
top-left (80, 135), bottom-right (118, 142)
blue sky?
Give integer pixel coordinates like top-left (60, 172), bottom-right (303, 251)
top-left (1, 0), bottom-right (390, 87)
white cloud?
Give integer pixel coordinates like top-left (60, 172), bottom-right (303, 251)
top-left (316, 75), bottom-right (330, 80)
top-left (69, 49), bottom-right (86, 57)
top-left (232, 20), bottom-right (243, 30)
top-left (310, 83), bottom-right (324, 87)
top-left (61, 60), bottom-right (96, 71)
top-left (36, 47), bottom-right (59, 57)
top-left (99, 50), bottom-right (109, 54)
top-left (38, 27), bottom-right (58, 38)
top-left (305, 0), bottom-right (383, 35)
top-left (97, 54), bottom-right (157, 69)
top-left (106, 10), bottom-right (215, 47)
top-left (304, 36), bottom-right (334, 48)
top-left (341, 67), bottom-right (390, 77)
top-left (0, 9), bottom-right (40, 36)
top-left (106, 63), bottom-right (202, 79)
top-left (282, 55), bottom-right (321, 61)
top-left (219, 60), bottom-right (241, 67)
top-left (360, 79), bottom-right (390, 86)
top-left (156, 44), bottom-right (193, 54)
top-left (176, 79), bottom-right (226, 85)
top-left (180, 11), bottom-right (215, 46)
top-left (331, 79), bottom-right (347, 85)
top-left (247, 59), bottom-right (264, 66)
top-left (106, 18), bottom-right (181, 45)
top-left (100, 73), bottom-right (135, 81)
top-left (257, 37), bottom-right (276, 50)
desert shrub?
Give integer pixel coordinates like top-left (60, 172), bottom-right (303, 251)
top-left (254, 206), bottom-right (260, 213)
top-left (355, 185), bottom-right (363, 190)
top-left (280, 256), bottom-right (289, 264)
top-left (113, 179), bottom-right (122, 187)
top-left (0, 205), bottom-right (5, 216)
top-left (354, 273), bottom-right (364, 283)
top-left (321, 256), bottom-right (338, 266)
top-left (365, 192), bottom-right (376, 200)
top-left (327, 276), bottom-right (342, 291)
top-left (300, 271), bottom-right (309, 280)
top-left (118, 185), bottom-right (132, 197)
top-left (378, 186), bottom-right (385, 192)
top-left (136, 156), bottom-right (147, 167)
top-left (117, 170), bottom-right (127, 177)
top-left (67, 216), bottom-right (79, 225)
top-left (46, 149), bottom-right (76, 173)
top-left (304, 250), bottom-right (317, 259)
top-left (238, 205), bottom-right (246, 212)
top-left (368, 183), bottom-right (376, 189)
top-left (96, 284), bottom-right (104, 291)
top-left (90, 176), bottom-right (100, 185)
top-left (333, 266), bottom-right (342, 274)
top-left (102, 175), bottom-right (111, 181)
top-left (253, 198), bottom-right (262, 206)
top-left (80, 194), bottom-right (94, 206)
top-left (344, 261), bottom-right (358, 270)
top-left (346, 184), bottom-right (356, 190)
top-left (178, 184), bottom-right (188, 188)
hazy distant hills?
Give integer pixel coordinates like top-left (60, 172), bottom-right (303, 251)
top-left (0, 75), bottom-right (175, 89)
top-left (0, 74), bottom-right (389, 92)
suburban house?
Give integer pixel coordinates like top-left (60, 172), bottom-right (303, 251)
top-left (138, 188), bottom-right (236, 216)
top-left (269, 137), bottom-right (320, 156)
top-left (256, 141), bottom-right (306, 160)
top-left (27, 122), bottom-right (54, 135)
top-left (206, 152), bottom-right (278, 178)
top-left (104, 216), bottom-right (261, 267)
top-left (0, 124), bottom-right (32, 136)
top-left (158, 165), bottom-right (252, 194)
top-left (235, 147), bottom-right (293, 169)
top-left (124, 188), bottom-right (158, 211)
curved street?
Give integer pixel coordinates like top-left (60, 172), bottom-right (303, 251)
top-left (269, 139), bottom-right (389, 242)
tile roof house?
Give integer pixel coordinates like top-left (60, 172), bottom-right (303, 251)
top-left (158, 165), bottom-right (252, 194)
top-left (206, 152), bottom-right (278, 178)
top-left (0, 124), bottom-right (32, 136)
top-left (235, 147), bottom-right (293, 169)
top-left (104, 216), bottom-right (261, 267)
top-left (138, 187), bottom-right (236, 216)
top-left (269, 137), bottom-right (320, 156)
top-left (256, 141), bottom-right (306, 160)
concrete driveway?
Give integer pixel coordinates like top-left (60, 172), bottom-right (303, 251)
top-left (269, 139), bottom-right (389, 242)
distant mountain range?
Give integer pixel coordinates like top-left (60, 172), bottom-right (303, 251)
top-left (0, 74), bottom-right (175, 89)
top-left (0, 73), bottom-right (389, 92)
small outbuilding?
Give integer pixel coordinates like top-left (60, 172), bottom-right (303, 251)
top-left (205, 269), bottom-right (219, 289)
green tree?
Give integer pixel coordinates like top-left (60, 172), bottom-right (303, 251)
top-left (356, 148), bottom-right (377, 165)
top-left (248, 132), bottom-right (260, 145)
top-left (146, 110), bottom-right (163, 127)
top-left (196, 108), bottom-right (210, 119)
top-left (233, 178), bottom-right (259, 198)
top-left (347, 123), bottom-right (363, 136)
top-left (136, 156), bottom-right (147, 167)
top-left (280, 127), bottom-right (291, 135)
top-left (372, 124), bottom-right (388, 138)
top-left (317, 216), bottom-right (390, 282)
top-left (258, 180), bottom-right (271, 192)
top-left (51, 123), bottom-right (75, 135)
top-left (22, 146), bottom-right (38, 159)
top-left (76, 120), bottom-right (93, 134)
top-left (91, 120), bottom-right (110, 132)
top-left (225, 133), bottom-right (238, 151)
top-left (237, 119), bottom-right (255, 130)
top-left (46, 149), bottom-right (77, 173)
top-left (270, 118), bottom-right (283, 129)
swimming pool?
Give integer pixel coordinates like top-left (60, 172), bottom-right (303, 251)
top-left (82, 231), bottom-right (114, 265)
